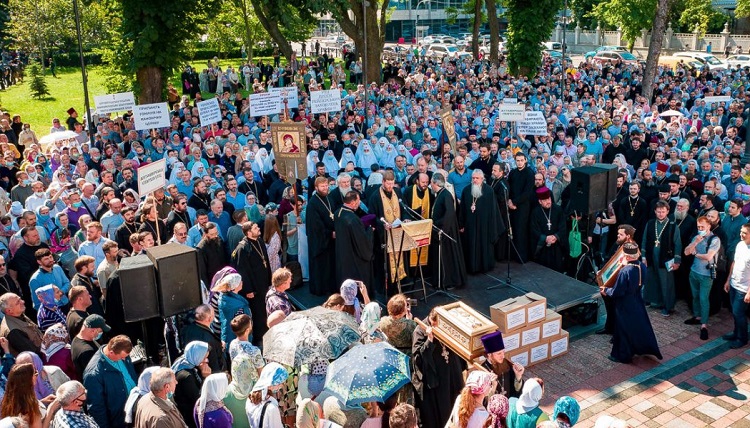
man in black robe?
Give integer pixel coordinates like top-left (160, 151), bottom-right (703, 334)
top-left (507, 153), bottom-right (535, 262)
top-left (489, 163), bottom-right (510, 261)
top-left (328, 173), bottom-right (353, 214)
top-left (616, 181), bottom-right (648, 245)
top-left (468, 144), bottom-right (496, 178)
top-left (305, 177), bottom-right (337, 296)
top-left (334, 191), bottom-right (374, 292)
top-left (480, 331), bottom-right (524, 398)
top-left (601, 242), bottom-right (663, 363)
top-left (195, 223), bottom-right (229, 287)
top-left (8, 227), bottom-right (49, 319)
top-left (367, 171), bottom-right (403, 295)
top-left (412, 310), bottom-right (465, 428)
top-left (429, 174), bottom-right (467, 289)
top-left (459, 169), bottom-right (502, 274)
top-left (231, 221), bottom-right (271, 345)
top-left (530, 187), bottom-right (567, 271)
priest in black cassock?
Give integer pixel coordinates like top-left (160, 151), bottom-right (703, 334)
top-left (329, 172), bottom-right (353, 213)
top-left (412, 310), bottom-right (465, 428)
top-left (616, 181), bottom-right (648, 245)
top-left (305, 177), bottom-right (337, 296)
top-left (334, 191), bottom-right (374, 292)
top-left (459, 169), bottom-right (503, 274)
top-left (367, 171), bottom-right (404, 294)
top-left (530, 187), bottom-right (567, 271)
top-left (480, 331), bottom-right (525, 398)
top-left (489, 163), bottom-right (510, 261)
top-left (231, 221), bottom-right (271, 345)
top-left (601, 242), bottom-right (663, 363)
top-left (507, 153), bottom-right (535, 262)
top-left (429, 174), bottom-right (467, 289)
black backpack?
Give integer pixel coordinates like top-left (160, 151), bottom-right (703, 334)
top-left (707, 235), bottom-right (728, 272)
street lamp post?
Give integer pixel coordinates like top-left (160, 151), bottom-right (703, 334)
top-left (414, 0), bottom-right (430, 49)
top-left (362, 0), bottom-right (370, 134)
top-left (72, 0), bottom-right (94, 145)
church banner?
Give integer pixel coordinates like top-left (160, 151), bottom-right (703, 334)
top-left (440, 108), bottom-right (457, 152)
top-left (272, 122), bottom-right (307, 179)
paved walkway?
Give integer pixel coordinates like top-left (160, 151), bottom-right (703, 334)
top-left (527, 299), bottom-right (750, 427)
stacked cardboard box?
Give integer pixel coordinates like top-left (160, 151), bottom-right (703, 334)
top-left (489, 293), bottom-right (570, 367)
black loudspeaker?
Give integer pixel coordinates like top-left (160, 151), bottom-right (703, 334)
top-left (569, 164), bottom-right (618, 214)
top-left (146, 243), bottom-right (202, 317)
top-left (118, 255), bottom-right (160, 322)
top-left (594, 163), bottom-right (619, 204)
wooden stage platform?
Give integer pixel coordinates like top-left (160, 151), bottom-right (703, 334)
top-left (288, 261), bottom-right (602, 331)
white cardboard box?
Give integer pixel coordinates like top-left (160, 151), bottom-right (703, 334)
top-left (521, 324), bottom-right (541, 347)
top-left (549, 330), bottom-right (570, 358)
top-left (541, 310), bottom-right (562, 339)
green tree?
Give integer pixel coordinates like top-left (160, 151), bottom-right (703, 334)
top-left (569, 0), bottom-right (603, 28)
top-left (118, 0), bottom-right (219, 104)
top-left (28, 62), bottom-right (50, 99)
top-left (737, 0), bottom-right (750, 18)
top-left (205, 10), bottom-right (243, 58)
top-left (228, 0), bottom-right (272, 61)
top-left (676, 0), bottom-right (727, 34)
top-left (505, 0), bottom-right (562, 77)
top-left (7, 0), bottom-right (76, 67)
top-left (249, 0), bottom-right (316, 60)
top-left (589, 0), bottom-right (656, 48)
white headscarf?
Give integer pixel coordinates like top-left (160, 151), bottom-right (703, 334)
top-left (254, 148), bottom-right (272, 174)
top-left (251, 362), bottom-right (289, 400)
top-left (124, 366), bottom-right (159, 424)
top-left (516, 378), bottom-right (543, 414)
top-left (197, 373), bottom-right (229, 428)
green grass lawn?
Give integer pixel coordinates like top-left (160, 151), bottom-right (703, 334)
top-left (0, 66), bottom-right (109, 135)
top-left (0, 54), bottom-right (348, 135)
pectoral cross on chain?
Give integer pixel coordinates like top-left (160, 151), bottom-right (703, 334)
top-left (547, 221), bottom-right (551, 230)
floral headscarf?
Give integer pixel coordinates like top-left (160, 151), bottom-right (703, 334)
top-left (359, 302), bottom-right (382, 337)
top-left (487, 394), bottom-right (510, 428)
top-left (227, 353), bottom-right (258, 400)
top-left (35, 285), bottom-right (58, 308)
top-left (465, 370), bottom-right (497, 395)
top-left (296, 398), bottom-right (321, 428)
top-left (251, 362), bottom-right (288, 399)
top-left (340, 280), bottom-right (362, 322)
top-left (40, 323), bottom-right (69, 360)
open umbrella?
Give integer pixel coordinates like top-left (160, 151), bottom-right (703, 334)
top-left (324, 342), bottom-right (411, 406)
top-left (262, 307), bottom-right (360, 367)
top-left (659, 109), bottom-right (684, 117)
top-left (39, 131), bottom-right (80, 150)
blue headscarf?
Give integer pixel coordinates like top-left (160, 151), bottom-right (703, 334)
top-left (171, 341), bottom-right (210, 373)
top-left (553, 396), bottom-right (581, 426)
top-left (35, 285), bottom-right (57, 308)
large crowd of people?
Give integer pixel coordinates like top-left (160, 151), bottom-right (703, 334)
top-left (0, 43), bottom-right (743, 428)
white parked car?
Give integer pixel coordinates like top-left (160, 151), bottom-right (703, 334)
top-left (724, 55), bottom-right (750, 68)
top-left (673, 52), bottom-right (727, 70)
top-left (425, 43), bottom-right (461, 59)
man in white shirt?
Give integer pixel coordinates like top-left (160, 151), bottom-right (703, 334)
top-left (723, 223), bottom-right (750, 349)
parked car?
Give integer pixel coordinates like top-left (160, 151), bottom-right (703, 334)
top-left (724, 54), bottom-right (750, 68)
top-left (425, 43), bottom-right (461, 59)
top-left (322, 34), bottom-right (345, 47)
top-left (382, 46), bottom-right (409, 60)
top-left (543, 49), bottom-right (572, 63)
top-left (542, 41), bottom-right (562, 51)
top-left (591, 50), bottom-right (639, 65)
top-left (584, 45), bottom-right (630, 61)
top-left (673, 52), bottom-right (727, 70)
top-left (658, 55), bottom-right (704, 72)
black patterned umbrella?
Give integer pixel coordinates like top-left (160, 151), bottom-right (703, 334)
top-left (262, 307), bottom-right (361, 367)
